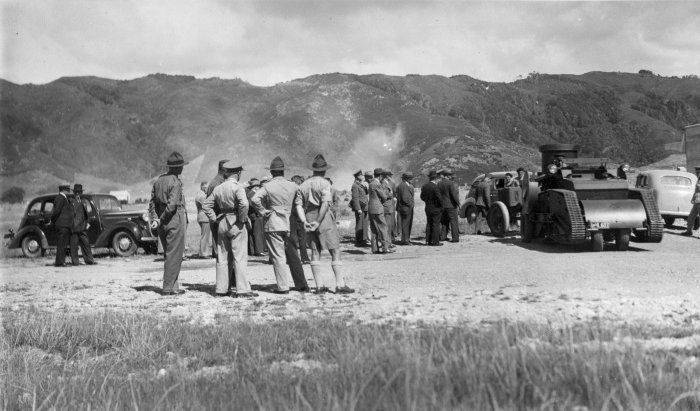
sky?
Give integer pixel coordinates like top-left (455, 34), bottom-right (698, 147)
top-left (1, 0), bottom-right (699, 86)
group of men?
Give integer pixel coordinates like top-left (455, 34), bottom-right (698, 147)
top-left (51, 184), bottom-right (96, 267)
top-left (350, 167), bottom-right (464, 250)
top-left (149, 152), bottom-right (353, 297)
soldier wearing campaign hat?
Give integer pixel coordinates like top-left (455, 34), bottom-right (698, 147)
top-left (294, 154), bottom-right (354, 293)
top-left (395, 172), bottom-right (415, 244)
top-left (50, 184), bottom-right (74, 267)
top-left (148, 152), bottom-right (188, 295)
top-left (368, 167), bottom-right (392, 254)
top-left (350, 169), bottom-right (370, 246)
top-left (203, 160), bottom-right (257, 297)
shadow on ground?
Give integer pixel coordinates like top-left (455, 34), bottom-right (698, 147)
top-left (489, 236), bottom-right (650, 253)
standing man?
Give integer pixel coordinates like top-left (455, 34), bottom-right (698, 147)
top-left (438, 169), bottom-right (460, 242)
top-left (294, 154), bottom-right (354, 294)
top-left (246, 178), bottom-right (267, 256)
top-left (207, 159), bottom-right (230, 260)
top-left (368, 168), bottom-right (391, 254)
top-left (381, 170), bottom-right (396, 248)
top-left (69, 184), bottom-right (96, 265)
top-left (290, 175), bottom-right (311, 264)
top-left (203, 161), bottom-right (257, 297)
top-left (505, 173), bottom-right (520, 187)
top-left (50, 185), bottom-right (74, 267)
top-left (251, 156), bottom-right (308, 293)
top-left (395, 172), bottom-right (415, 245)
top-left (350, 170), bottom-right (370, 247)
top-left (683, 178), bottom-right (700, 237)
top-left (194, 181), bottom-right (212, 258)
top-left (421, 170), bottom-right (443, 246)
top-left (148, 152), bottom-right (188, 295)
top-left (515, 167), bottom-right (526, 185)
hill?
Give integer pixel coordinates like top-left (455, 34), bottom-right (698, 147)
top-left (1, 71), bottom-right (698, 195)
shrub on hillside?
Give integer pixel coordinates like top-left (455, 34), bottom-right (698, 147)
top-left (1, 186), bottom-right (25, 204)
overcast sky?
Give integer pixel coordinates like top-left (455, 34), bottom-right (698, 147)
top-left (1, 1), bottom-right (698, 86)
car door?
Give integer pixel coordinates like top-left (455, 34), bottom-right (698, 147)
top-left (41, 198), bottom-right (57, 246)
top-left (82, 198), bottom-right (101, 243)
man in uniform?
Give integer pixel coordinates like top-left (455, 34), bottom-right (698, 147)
top-left (206, 159), bottom-right (230, 260)
top-left (368, 168), bottom-right (391, 254)
top-left (251, 156), bottom-right (309, 293)
top-left (395, 172), bottom-right (415, 245)
top-left (69, 184), bottom-right (96, 265)
top-left (203, 161), bottom-right (257, 297)
top-left (194, 181), bottom-right (212, 258)
top-left (50, 185), bottom-right (74, 267)
top-left (148, 152), bottom-right (188, 295)
top-left (421, 170), bottom-right (443, 246)
top-left (505, 173), bottom-right (519, 188)
top-left (382, 170), bottom-right (398, 245)
top-left (294, 154), bottom-right (354, 293)
top-left (438, 169), bottom-right (460, 242)
top-left (683, 178), bottom-right (700, 237)
top-left (246, 178), bottom-right (267, 256)
top-left (290, 175), bottom-right (311, 264)
top-left (350, 170), bottom-right (370, 247)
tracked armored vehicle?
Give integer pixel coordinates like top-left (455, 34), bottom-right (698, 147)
top-left (519, 144), bottom-right (663, 251)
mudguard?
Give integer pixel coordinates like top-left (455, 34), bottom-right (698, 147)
top-left (95, 222), bottom-right (142, 247)
top-left (8, 226), bottom-right (48, 249)
top-left (580, 199), bottom-right (647, 230)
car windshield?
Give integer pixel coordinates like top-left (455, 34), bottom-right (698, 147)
top-left (660, 176), bottom-right (693, 187)
top-left (97, 196), bottom-right (122, 211)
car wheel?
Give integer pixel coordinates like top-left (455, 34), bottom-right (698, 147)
top-left (21, 234), bottom-right (44, 258)
top-left (615, 229), bottom-right (630, 251)
top-left (112, 231), bottom-right (137, 257)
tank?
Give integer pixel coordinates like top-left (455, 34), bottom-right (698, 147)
top-left (519, 144), bottom-right (664, 251)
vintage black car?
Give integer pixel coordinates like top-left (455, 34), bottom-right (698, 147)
top-left (5, 194), bottom-right (158, 258)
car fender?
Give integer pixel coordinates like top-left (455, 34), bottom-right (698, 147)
top-left (95, 222), bottom-right (142, 247)
top-left (9, 226), bottom-right (48, 249)
top-left (459, 198), bottom-right (476, 218)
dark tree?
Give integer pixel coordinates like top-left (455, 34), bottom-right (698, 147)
top-left (1, 186), bottom-right (25, 204)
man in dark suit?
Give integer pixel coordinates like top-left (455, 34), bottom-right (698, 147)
top-left (438, 169), bottom-right (461, 242)
top-left (395, 172), bottom-right (415, 244)
top-left (70, 184), bottom-right (96, 265)
top-left (350, 170), bottom-right (370, 247)
top-left (368, 168), bottom-right (392, 253)
top-left (420, 170), bottom-right (443, 246)
top-left (50, 185), bottom-right (74, 267)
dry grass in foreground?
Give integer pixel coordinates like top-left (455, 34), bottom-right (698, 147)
top-left (1, 309), bottom-right (699, 410)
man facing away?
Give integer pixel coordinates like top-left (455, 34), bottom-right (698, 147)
top-left (438, 169), bottom-right (460, 243)
top-left (683, 178), bottom-right (700, 237)
top-left (395, 172), bottom-right (415, 245)
top-left (421, 170), bottom-right (444, 246)
top-left (294, 154), bottom-right (354, 294)
top-left (206, 159), bottom-right (230, 259)
top-left (290, 175), bottom-right (311, 264)
top-left (69, 184), bottom-right (96, 265)
top-left (246, 178), bottom-right (267, 257)
top-left (194, 181), bottom-right (212, 258)
top-left (148, 152), bottom-right (188, 295)
top-left (368, 168), bottom-right (392, 254)
top-left (251, 156), bottom-right (309, 293)
top-left (350, 170), bottom-right (370, 247)
top-left (381, 170), bottom-right (397, 248)
top-left (50, 184), bottom-right (74, 267)
top-left (202, 161), bottom-right (257, 297)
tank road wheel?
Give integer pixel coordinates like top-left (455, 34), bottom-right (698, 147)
top-left (112, 230), bottom-right (137, 257)
top-left (615, 229), bottom-right (631, 251)
top-left (521, 213), bottom-right (534, 243)
top-left (663, 216), bottom-right (675, 228)
top-left (591, 232), bottom-right (604, 252)
top-left (21, 234), bottom-right (45, 258)
top-left (487, 202), bottom-right (510, 237)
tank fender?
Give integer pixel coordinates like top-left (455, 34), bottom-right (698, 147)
top-left (95, 222), bottom-right (142, 247)
top-left (580, 199), bottom-right (646, 229)
top-left (8, 226), bottom-right (48, 249)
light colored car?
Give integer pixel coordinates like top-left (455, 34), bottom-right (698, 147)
top-left (635, 169), bottom-right (699, 228)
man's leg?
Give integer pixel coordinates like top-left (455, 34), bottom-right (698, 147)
top-left (209, 222), bottom-right (218, 258)
top-left (232, 225), bottom-right (253, 294)
top-left (362, 211), bottom-right (371, 244)
top-left (449, 208), bottom-right (460, 242)
top-left (307, 232), bottom-right (331, 291)
top-left (199, 222), bottom-right (211, 256)
top-left (431, 212), bottom-right (443, 245)
top-left (384, 213), bottom-right (393, 246)
top-left (78, 232), bottom-right (95, 264)
top-left (284, 233), bottom-right (308, 289)
top-left (214, 223), bottom-right (230, 295)
top-left (265, 232), bottom-right (293, 292)
top-left (440, 210), bottom-right (449, 241)
top-left (163, 213), bottom-right (186, 293)
top-left (686, 203), bottom-right (700, 234)
top-left (68, 232), bottom-right (80, 265)
top-left (400, 210), bottom-right (412, 243)
top-left (55, 227), bottom-right (70, 266)
top-left (354, 212), bottom-right (364, 245)
top-left (298, 226), bottom-right (310, 262)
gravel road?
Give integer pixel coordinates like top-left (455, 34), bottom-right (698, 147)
top-left (1, 230), bottom-right (698, 327)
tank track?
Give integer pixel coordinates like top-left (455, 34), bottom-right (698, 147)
top-left (634, 188), bottom-right (664, 243)
top-left (549, 190), bottom-right (586, 243)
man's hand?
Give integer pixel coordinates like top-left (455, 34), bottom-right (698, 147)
top-left (150, 219), bottom-right (160, 230)
top-left (262, 209), bottom-right (273, 217)
top-left (304, 221), bottom-right (319, 232)
top-left (86, 223), bottom-right (90, 230)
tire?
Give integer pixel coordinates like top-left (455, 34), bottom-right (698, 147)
top-left (487, 202), bottom-right (510, 237)
top-left (615, 229), bottom-right (630, 251)
top-left (663, 216), bottom-right (675, 228)
top-left (521, 213), bottom-right (533, 243)
top-left (21, 234), bottom-right (44, 258)
top-left (465, 205), bottom-right (479, 224)
top-left (591, 232), bottom-right (604, 252)
top-left (112, 230), bottom-right (137, 257)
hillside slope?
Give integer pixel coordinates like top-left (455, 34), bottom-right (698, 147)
top-left (1, 71), bottom-right (698, 194)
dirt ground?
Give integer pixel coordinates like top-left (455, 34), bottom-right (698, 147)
top-left (2, 227), bottom-right (699, 328)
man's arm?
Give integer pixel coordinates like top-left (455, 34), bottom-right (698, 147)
top-left (50, 196), bottom-right (64, 224)
top-left (350, 184), bottom-right (361, 212)
top-left (374, 183), bottom-right (388, 203)
top-left (250, 186), bottom-right (269, 217)
top-left (235, 186), bottom-right (250, 225)
top-left (202, 191), bottom-right (217, 222)
top-left (450, 183), bottom-right (460, 207)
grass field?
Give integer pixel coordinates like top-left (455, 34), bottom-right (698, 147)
top-left (2, 309), bottom-right (699, 410)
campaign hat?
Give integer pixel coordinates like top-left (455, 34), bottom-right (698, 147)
top-left (166, 151), bottom-right (188, 168)
top-left (311, 154), bottom-right (331, 171)
top-left (266, 156), bottom-right (285, 171)
top-left (222, 160), bottom-right (243, 172)
top-left (58, 184), bottom-right (71, 192)
top-left (72, 184), bottom-right (84, 194)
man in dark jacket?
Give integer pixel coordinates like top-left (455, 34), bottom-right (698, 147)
top-left (420, 170), bottom-right (443, 246)
top-left (395, 172), bottom-right (415, 244)
top-left (50, 185), bottom-right (74, 267)
top-left (368, 168), bottom-right (391, 253)
top-left (69, 184), bottom-right (96, 265)
top-left (246, 178), bottom-right (267, 256)
top-left (350, 170), bottom-right (370, 246)
top-left (289, 175), bottom-right (310, 263)
top-left (381, 170), bottom-right (396, 249)
top-left (438, 169), bottom-right (460, 242)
